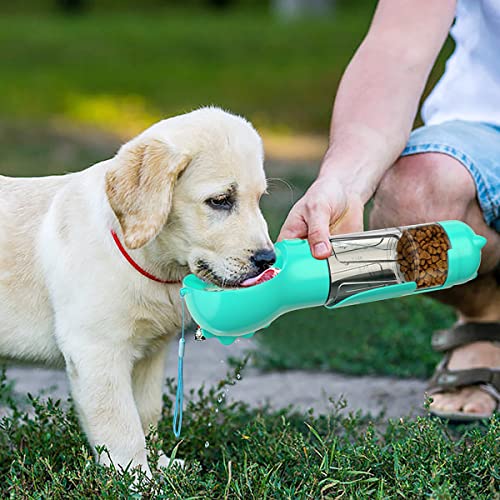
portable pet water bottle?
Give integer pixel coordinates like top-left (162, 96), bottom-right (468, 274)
top-left (181, 221), bottom-right (486, 345)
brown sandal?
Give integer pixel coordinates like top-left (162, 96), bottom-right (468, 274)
top-left (427, 322), bottom-right (500, 422)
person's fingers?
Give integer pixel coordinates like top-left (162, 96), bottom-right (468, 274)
top-left (277, 209), bottom-right (308, 241)
top-left (278, 180), bottom-right (365, 259)
top-left (305, 202), bottom-right (333, 259)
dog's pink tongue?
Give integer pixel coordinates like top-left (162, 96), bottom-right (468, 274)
top-left (240, 268), bottom-right (280, 287)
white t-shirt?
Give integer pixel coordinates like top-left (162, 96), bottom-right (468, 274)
top-left (421, 0), bottom-right (500, 126)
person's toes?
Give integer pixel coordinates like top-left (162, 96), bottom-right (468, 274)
top-left (429, 393), bottom-right (445, 409)
top-left (429, 393), bottom-right (447, 410)
top-left (431, 387), bottom-right (496, 416)
top-left (461, 389), bottom-right (496, 415)
top-left (430, 392), bottom-right (462, 412)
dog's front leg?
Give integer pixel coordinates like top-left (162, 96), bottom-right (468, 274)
top-left (132, 341), bottom-right (180, 469)
top-left (132, 341), bottom-right (168, 434)
top-left (63, 340), bottom-right (151, 476)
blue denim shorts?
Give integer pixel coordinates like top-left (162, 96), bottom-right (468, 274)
top-left (401, 120), bottom-right (500, 232)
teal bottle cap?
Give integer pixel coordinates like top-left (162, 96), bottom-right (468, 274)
top-left (439, 220), bottom-right (487, 287)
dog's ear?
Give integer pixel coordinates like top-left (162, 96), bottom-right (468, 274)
top-left (105, 138), bottom-right (191, 249)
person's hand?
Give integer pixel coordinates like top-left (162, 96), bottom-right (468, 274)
top-left (277, 174), bottom-right (365, 259)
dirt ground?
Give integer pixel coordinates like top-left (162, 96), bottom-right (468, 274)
top-left (5, 335), bottom-right (427, 420)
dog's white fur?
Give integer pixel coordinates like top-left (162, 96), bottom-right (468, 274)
top-left (0, 107), bottom-right (272, 474)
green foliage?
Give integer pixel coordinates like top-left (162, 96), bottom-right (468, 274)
top-left (1, 369), bottom-right (498, 498)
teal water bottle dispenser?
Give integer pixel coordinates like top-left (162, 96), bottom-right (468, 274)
top-left (181, 221), bottom-right (486, 344)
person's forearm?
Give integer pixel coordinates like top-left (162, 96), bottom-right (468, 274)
top-left (320, 43), bottom-right (432, 202)
top-left (320, 0), bottom-right (456, 203)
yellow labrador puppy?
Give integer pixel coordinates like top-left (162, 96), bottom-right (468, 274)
top-left (0, 107), bottom-right (274, 475)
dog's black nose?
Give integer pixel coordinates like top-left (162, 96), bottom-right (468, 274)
top-left (251, 248), bottom-right (276, 272)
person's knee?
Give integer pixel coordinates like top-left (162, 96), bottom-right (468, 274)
top-left (369, 153), bottom-right (476, 229)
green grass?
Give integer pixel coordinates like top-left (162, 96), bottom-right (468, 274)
top-left (252, 296), bottom-right (454, 378)
top-left (1, 369), bottom-right (499, 498)
top-left (0, 7), bottom-right (367, 134)
top-left (0, 4), bottom-right (452, 135)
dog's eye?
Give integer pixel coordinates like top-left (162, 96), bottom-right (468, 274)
top-left (206, 195), bottom-right (234, 210)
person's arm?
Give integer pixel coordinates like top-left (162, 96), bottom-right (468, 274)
top-left (278, 0), bottom-right (456, 258)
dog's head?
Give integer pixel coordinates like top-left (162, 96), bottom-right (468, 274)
top-left (105, 107), bottom-right (274, 287)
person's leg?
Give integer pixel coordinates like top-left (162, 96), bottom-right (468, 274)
top-left (370, 152), bottom-right (500, 416)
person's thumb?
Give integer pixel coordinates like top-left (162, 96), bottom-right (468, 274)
top-left (306, 206), bottom-right (332, 259)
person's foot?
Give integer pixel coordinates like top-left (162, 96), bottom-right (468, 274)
top-left (430, 340), bottom-right (500, 416)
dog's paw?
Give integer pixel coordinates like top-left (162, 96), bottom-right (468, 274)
top-left (157, 452), bottom-right (185, 470)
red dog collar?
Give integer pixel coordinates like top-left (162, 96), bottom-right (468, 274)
top-left (110, 230), bottom-right (182, 284)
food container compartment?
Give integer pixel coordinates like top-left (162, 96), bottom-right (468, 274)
top-left (326, 223), bottom-right (451, 306)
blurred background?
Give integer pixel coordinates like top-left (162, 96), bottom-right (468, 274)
top-left (1, 0), bottom-right (456, 379)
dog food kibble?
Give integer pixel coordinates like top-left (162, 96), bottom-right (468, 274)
top-left (396, 224), bottom-right (450, 288)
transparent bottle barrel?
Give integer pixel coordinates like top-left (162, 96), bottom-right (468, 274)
top-left (325, 223), bottom-right (451, 307)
